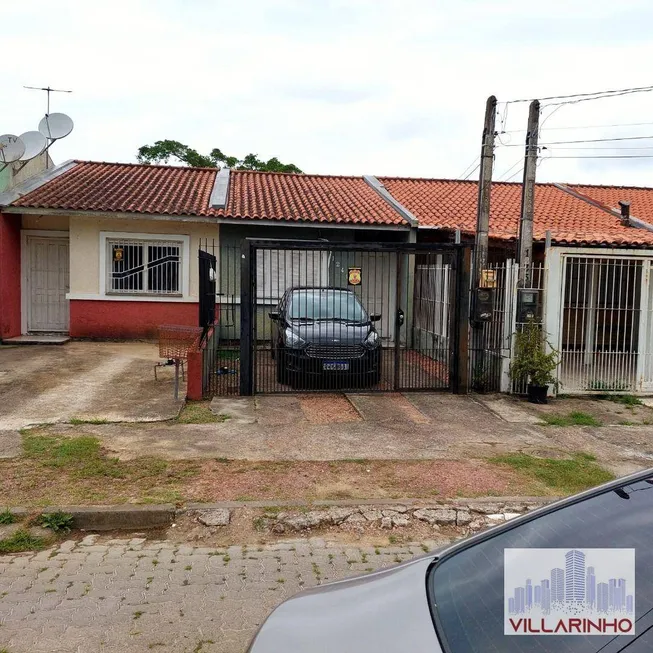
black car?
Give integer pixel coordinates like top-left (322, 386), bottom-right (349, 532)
top-left (269, 287), bottom-right (382, 387)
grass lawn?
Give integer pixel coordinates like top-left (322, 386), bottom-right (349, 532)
top-left (0, 530), bottom-right (51, 554)
top-left (174, 401), bottom-right (229, 424)
top-left (540, 411), bottom-right (602, 427)
top-left (489, 452), bottom-right (614, 495)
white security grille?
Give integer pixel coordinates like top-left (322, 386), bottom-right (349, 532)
top-left (560, 256), bottom-right (643, 393)
top-left (414, 259), bottom-right (451, 350)
top-left (107, 239), bottom-right (182, 295)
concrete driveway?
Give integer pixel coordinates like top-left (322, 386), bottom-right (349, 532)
top-left (0, 342), bottom-right (183, 433)
top-left (34, 391), bottom-right (653, 477)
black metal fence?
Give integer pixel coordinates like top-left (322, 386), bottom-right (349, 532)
top-left (197, 239), bottom-right (556, 398)
top-left (237, 239), bottom-right (470, 395)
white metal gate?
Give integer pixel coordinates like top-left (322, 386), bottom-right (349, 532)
top-left (25, 235), bottom-right (70, 332)
top-left (557, 254), bottom-right (646, 393)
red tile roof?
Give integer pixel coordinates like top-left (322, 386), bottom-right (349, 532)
top-left (10, 161), bottom-right (218, 217)
top-left (9, 161), bottom-right (407, 226)
top-left (378, 177), bottom-right (653, 246)
top-left (6, 160), bottom-right (653, 245)
top-left (219, 170), bottom-right (406, 225)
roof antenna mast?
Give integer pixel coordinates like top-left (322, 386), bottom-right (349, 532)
top-left (24, 85), bottom-right (73, 115)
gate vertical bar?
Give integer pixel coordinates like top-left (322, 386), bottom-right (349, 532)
top-left (636, 260), bottom-right (650, 392)
top-left (452, 246), bottom-right (471, 394)
top-left (240, 240), bottom-right (254, 396)
top-left (394, 252), bottom-right (404, 390)
top-left (500, 260), bottom-right (517, 392)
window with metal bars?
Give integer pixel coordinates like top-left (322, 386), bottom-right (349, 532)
top-left (107, 239), bottom-right (181, 295)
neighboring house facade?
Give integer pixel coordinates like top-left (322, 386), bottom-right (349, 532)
top-left (381, 176), bottom-right (653, 392)
top-left (3, 158), bottom-right (653, 394)
top-left (0, 161), bottom-right (413, 340)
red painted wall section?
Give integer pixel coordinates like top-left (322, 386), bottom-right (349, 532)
top-left (186, 325), bottom-right (213, 400)
top-left (186, 349), bottom-right (203, 400)
top-left (69, 300), bottom-right (197, 339)
top-left (0, 212), bottom-right (22, 339)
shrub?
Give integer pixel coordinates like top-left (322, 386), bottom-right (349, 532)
top-left (510, 319), bottom-right (559, 388)
top-left (39, 511), bottom-right (74, 533)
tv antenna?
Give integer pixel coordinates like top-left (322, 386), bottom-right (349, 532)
top-left (24, 85), bottom-right (72, 115)
top-left (0, 86), bottom-right (74, 173)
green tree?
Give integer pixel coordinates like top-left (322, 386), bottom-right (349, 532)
top-left (136, 140), bottom-right (302, 173)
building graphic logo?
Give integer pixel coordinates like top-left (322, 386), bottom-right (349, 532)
top-left (504, 549), bottom-right (635, 635)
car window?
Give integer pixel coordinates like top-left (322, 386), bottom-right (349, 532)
top-left (429, 478), bottom-right (653, 653)
top-left (288, 289), bottom-right (366, 321)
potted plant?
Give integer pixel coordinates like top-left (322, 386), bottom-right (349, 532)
top-left (510, 319), bottom-right (559, 404)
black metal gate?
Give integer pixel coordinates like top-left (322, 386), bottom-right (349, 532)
top-left (238, 240), bottom-right (470, 395)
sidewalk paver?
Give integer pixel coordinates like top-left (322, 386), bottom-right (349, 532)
top-left (0, 537), bottom-right (443, 653)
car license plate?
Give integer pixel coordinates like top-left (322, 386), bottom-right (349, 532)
top-left (323, 360), bottom-right (349, 371)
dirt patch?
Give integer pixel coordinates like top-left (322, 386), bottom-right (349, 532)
top-left (523, 395), bottom-right (653, 426)
top-left (0, 432), bottom-right (545, 508)
top-left (0, 341), bottom-right (183, 430)
top-left (299, 394), bottom-right (361, 424)
top-left (183, 459), bottom-right (542, 502)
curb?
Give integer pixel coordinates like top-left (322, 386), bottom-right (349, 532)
top-left (6, 496), bottom-right (559, 532)
top-left (185, 496), bottom-right (557, 509)
top-left (42, 505), bottom-right (175, 531)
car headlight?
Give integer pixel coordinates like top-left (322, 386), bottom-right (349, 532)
top-left (283, 327), bottom-right (306, 348)
top-left (364, 330), bottom-right (380, 348)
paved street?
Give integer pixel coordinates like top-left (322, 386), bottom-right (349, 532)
top-left (0, 536), bottom-right (434, 653)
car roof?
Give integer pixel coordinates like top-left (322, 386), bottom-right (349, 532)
top-left (286, 286), bottom-right (355, 293)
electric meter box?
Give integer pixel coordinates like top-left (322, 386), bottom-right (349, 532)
top-left (473, 287), bottom-right (495, 322)
top-left (517, 288), bottom-right (540, 322)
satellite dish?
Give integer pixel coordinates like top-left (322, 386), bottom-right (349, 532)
top-left (0, 134), bottom-right (26, 163)
top-left (38, 113), bottom-right (74, 140)
top-left (18, 131), bottom-right (48, 161)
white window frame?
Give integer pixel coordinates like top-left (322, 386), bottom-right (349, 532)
top-left (99, 232), bottom-right (190, 300)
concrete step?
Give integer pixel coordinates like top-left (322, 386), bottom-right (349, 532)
top-left (3, 335), bottom-right (70, 345)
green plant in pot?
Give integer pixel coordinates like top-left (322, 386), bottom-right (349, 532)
top-left (510, 319), bottom-right (560, 404)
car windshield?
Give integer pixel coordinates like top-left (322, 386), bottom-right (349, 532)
top-left (429, 476), bottom-right (653, 653)
top-left (287, 289), bottom-right (366, 321)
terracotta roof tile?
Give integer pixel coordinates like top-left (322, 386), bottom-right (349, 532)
top-left (11, 160), bottom-right (218, 216)
top-left (378, 177), bottom-right (653, 247)
top-left (217, 170), bottom-right (405, 225)
top-left (10, 161), bottom-right (408, 226)
top-left (7, 160), bottom-right (653, 245)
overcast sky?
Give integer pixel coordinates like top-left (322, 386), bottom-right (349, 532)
top-left (4, 0), bottom-right (653, 186)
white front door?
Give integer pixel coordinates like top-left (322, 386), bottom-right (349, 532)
top-left (25, 235), bottom-right (70, 332)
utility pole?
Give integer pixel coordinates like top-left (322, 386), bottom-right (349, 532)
top-left (471, 95), bottom-right (497, 392)
top-left (474, 95), bottom-right (497, 287)
top-left (517, 99), bottom-right (540, 288)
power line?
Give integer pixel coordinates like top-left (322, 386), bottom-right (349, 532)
top-left (543, 88), bottom-right (653, 108)
top-left (544, 145), bottom-right (653, 150)
top-left (456, 157), bottom-right (480, 179)
top-left (498, 134), bottom-right (653, 147)
top-left (497, 158), bottom-right (523, 181)
top-left (501, 120), bottom-right (653, 134)
top-left (504, 83), bottom-right (653, 104)
top-left (461, 163), bottom-right (481, 180)
top-left (504, 165), bottom-right (524, 182)
top-left (547, 155), bottom-right (653, 159)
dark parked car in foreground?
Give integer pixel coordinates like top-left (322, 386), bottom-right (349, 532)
top-left (269, 287), bottom-right (382, 387)
top-left (248, 468), bottom-right (653, 652)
